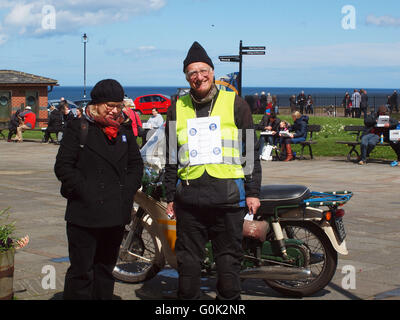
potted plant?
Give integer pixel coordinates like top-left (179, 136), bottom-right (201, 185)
top-left (0, 208), bottom-right (29, 300)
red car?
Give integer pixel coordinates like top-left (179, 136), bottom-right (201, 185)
top-left (133, 94), bottom-right (171, 115)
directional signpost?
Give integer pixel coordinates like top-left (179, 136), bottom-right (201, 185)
top-left (219, 40), bottom-right (266, 97)
top-left (218, 55), bottom-right (240, 63)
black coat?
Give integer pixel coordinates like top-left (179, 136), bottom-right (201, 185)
top-left (255, 115), bottom-right (281, 132)
top-left (290, 115), bottom-right (309, 139)
top-left (360, 93), bottom-right (368, 109)
top-left (54, 118), bottom-right (144, 228)
top-left (47, 109), bottom-right (63, 132)
top-left (362, 113), bottom-right (398, 140)
top-left (8, 111), bottom-right (21, 131)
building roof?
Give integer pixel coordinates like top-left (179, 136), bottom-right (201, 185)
top-left (0, 70), bottom-right (58, 85)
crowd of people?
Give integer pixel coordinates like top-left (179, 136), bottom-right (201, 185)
top-left (342, 89), bottom-right (399, 119)
top-left (245, 90), bottom-right (315, 116)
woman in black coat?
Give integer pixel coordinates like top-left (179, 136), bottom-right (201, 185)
top-left (42, 105), bottom-right (63, 143)
top-left (54, 79), bottom-right (144, 300)
top-left (7, 109), bottom-right (22, 142)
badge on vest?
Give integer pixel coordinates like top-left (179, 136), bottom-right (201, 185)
top-left (122, 134), bottom-right (127, 143)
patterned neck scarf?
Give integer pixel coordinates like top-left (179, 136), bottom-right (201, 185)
top-left (85, 105), bottom-right (125, 140)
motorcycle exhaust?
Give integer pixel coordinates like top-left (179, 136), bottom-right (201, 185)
top-left (240, 266), bottom-right (311, 281)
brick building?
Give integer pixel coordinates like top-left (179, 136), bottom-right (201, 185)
top-left (0, 70), bottom-right (58, 127)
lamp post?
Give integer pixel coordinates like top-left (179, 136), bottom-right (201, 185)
top-left (82, 33), bottom-right (88, 98)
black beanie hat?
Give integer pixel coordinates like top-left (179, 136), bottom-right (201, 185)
top-left (183, 41), bottom-right (214, 72)
top-left (90, 79), bottom-right (125, 104)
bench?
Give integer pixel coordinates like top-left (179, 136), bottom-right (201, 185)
top-left (336, 125), bottom-right (390, 161)
top-left (0, 118), bottom-right (49, 141)
top-left (0, 121), bottom-right (8, 140)
top-left (297, 124), bottom-right (321, 160)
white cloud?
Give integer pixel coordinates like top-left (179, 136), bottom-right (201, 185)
top-left (366, 14), bottom-right (400, 27)
top-left (0, 0), bottom-right (167, 43)
top-left (138, 46), bottom-right (156, 51)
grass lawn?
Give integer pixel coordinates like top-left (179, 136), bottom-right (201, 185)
top-left (4, 114), bottom-right (399, 161)
top-left (253, 114), bottom-right (398, 160)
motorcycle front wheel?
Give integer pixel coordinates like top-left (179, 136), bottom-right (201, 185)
top-left (264, 221), bottom-right (338, 297)
top-left (113, 207), bottom-right (165, 283)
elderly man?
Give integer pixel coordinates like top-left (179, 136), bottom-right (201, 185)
top-left (163, 41), bottom-right (261, 300)
top-left (14, 106), bottom-right (36, 142)
top-left (359, 105), bottom-right (398, 165)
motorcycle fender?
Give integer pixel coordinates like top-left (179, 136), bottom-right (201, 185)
top-left (322, 226), bottom-right (348, 255)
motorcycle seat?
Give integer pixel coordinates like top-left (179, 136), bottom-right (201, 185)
top-left (257, 185), bottom-right (311, 215)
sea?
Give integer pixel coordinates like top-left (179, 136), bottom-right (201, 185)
top-left (49, 86), bottom-right (397, 108)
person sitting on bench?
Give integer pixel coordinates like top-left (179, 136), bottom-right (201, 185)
top-left (279, 111), bottom-right (309, 162)
top-left (14, 106), bottom-right (36, 143)
top-left (42, 104), bottom-right (63, 143)
top-left (358, 105), bottom-right (398, 165)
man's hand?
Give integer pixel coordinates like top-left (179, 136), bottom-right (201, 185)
top-left (166, 202), bottom-right (176, 220)
top-left (246, 197), bottom-right (260, 215)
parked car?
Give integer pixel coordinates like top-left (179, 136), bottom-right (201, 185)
top-left (170, 88), bottom-right (190, 105)
top-left (48, 99), bottom-right (78, 116)
top-left (133, 94), bottom-right (171, 115)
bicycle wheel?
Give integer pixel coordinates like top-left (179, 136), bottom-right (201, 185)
top-left (113, 207), bottom-right (165, 283)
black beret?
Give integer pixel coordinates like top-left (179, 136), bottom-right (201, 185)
top-left (90, 79), bottom-right (124, 104)
top-left (183, 41), bottom-right (214, 73)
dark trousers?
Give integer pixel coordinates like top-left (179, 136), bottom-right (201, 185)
top-left (43, 128), bottom-right (61, 142)
top-left (63, 223), bottom-right (124, 300)
top-left (175, 205), bottom-right (245, 300)
top-left (360, 134), bottom-right (380, 161)
top-left (7, 129), bottom-right (16, 141)
top-left (390, 142), bottom-right (400, 161)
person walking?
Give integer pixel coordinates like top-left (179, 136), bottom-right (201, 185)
top-left (351, 89), bottom-right (361, 118)
top-left (297, 91), bottom-right (307, 114)
top-left (342, 92), bottom-right (351, 117)
top-left (7, 109), bottom-right (22, 142)
top-left (360, 89), bottom-right (369, 119)
top-left (54, 79), bottom-right (144, 300)
top-left (390, 90), bottom-right (398, 113)
top-left (163, 41), bottom-right (261, 300)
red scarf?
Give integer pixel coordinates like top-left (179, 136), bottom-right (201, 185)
top-left (85, 106), bottom-right (124, 140)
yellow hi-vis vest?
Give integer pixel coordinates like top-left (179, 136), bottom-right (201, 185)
top-left (176, 90), bottom-right (244, 180)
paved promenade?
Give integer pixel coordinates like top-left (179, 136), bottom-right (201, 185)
top-left (0, 141), bottom-right (399, 300)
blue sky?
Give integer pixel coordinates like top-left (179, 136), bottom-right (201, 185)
top-left (0, 0), bottom-right (400, 88)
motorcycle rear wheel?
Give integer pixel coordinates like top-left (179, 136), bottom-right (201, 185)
top-left (113, 207), bottom-right (165, 283)
top-left (264, 221), bottom-right (338, 297)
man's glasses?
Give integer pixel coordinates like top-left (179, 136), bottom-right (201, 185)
top-left (186, 68), bottom-right (211, 80)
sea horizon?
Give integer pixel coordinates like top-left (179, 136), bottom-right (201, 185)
top-left (49, 85), bottom-right (398, 100)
